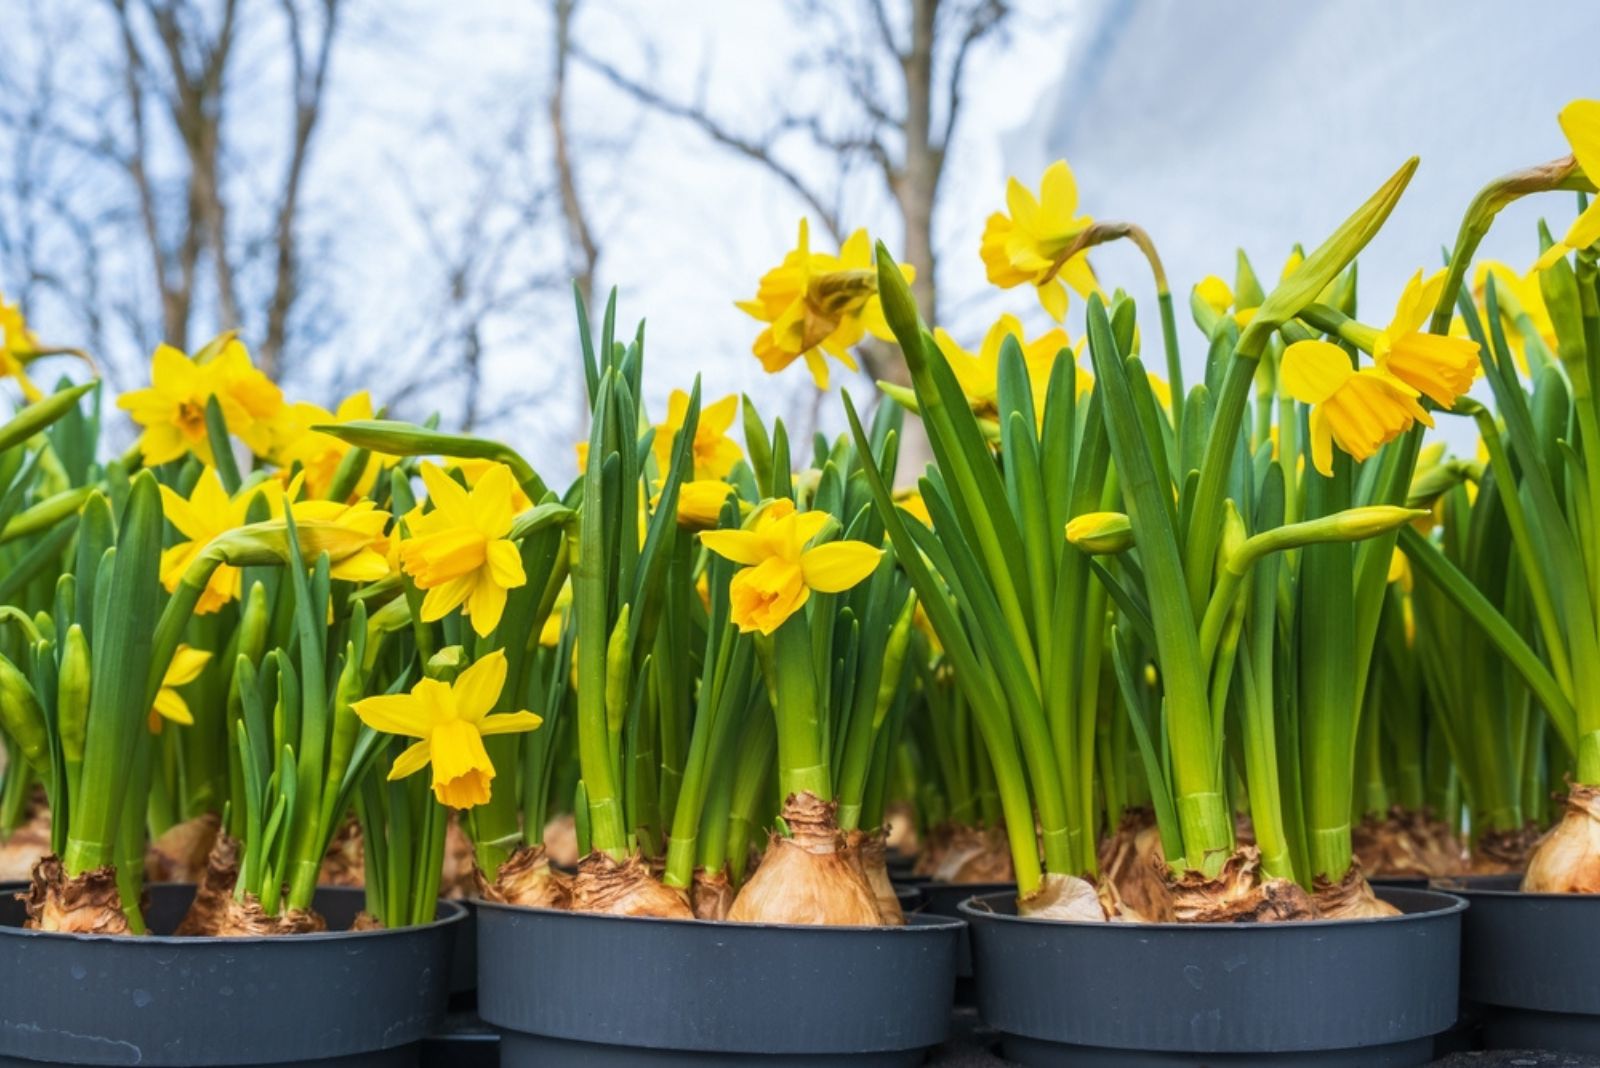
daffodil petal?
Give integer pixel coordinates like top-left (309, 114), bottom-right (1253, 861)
top-left (389, 738), bottom-right (433, 780)
top-left (420, 462), bottom-right (474, 522)
top-left (454, 649), bottom-right (508, 722)
top-left (352, 693), bottom-right (436, 738)
top-left (699, 528), bottom-right (765, 565)
top-left (478, 710), bottom-right (543, 736)
top-left (152, 689), bottom-right (194, 726)
top-left (1559, 99), bottom-right (1600, 185)
top-left (485, 539), bottom-right (525, 588)
top-left (466, 578), bottom-right (508, 637)
top-left (1281, 340), bottom-right (1355, 405)
top-left (800, 540), bottom-right (884, 593)
top-left (1562, 199), bottom-right (1600, 255)
top-left (163, 645), bottom-right (213, 687)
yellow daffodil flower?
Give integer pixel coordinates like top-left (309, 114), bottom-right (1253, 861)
top-left (455, 456), bottom-right (533, 513)
top-left (934, 314), bottom-right (1087, 427)
top-left (1281, 340), bottom-right (1431, 477)
top-left (399, 462), bottom-right (527, 637)
top-left (1471, 260), bottom-right (1554, 373)
top-left (270, 391), bottom-right (387, 500)
top-left (539, 610), bottom-right (563, 648)
top-left (118, 336), bottom-right (283, 466)
top-left (670, 479), bottom-right (736, 530)
top-left (538, 583), bottom-right (571, 648)
top-left (158, 469), bottom-right (285, 613)
top-left (1195, 276), bottom-right (1240, 320)
top-left (147, 645), bottom-right (212, 733)
top-left (288, 497), bottom-right (393, 583)
top-left (980, 160), bottom-right (1098, 322)
top-left (737, 220), bottom-right (914, 390)
top-left (1537, 99), bottom-right (1600, 270)
top-left (700, 499), bottom-right (883, 635)
top-left (1197, 250), bottom-right (1302, 328)
top-left (0, 296), bottom-right (42, 402)
top-left (352, 649), bottom-right (542, 808)
top-left (1372, 270), bottom-right (1480, 408)
top-left (1387, 547), bottom-right (1413, 590)
top-left (895, 490), bottom-right (932, 527)
top-left (652, 390), bottom-right (742, 479)
top-left (1145, 372), bottom-right (1173, 412)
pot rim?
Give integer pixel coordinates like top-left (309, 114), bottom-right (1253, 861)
top-left (474, 896), bottom-right (965, 934)
top-left (958, 886), bottom-right (1466, 930)
top-left (1432, 872), bottom-right (1590, 901)
top-left (0, 881), bottom-right (468, 946)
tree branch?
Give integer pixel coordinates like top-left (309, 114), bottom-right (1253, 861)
top-left (574, 45), bottom-right (843, 242)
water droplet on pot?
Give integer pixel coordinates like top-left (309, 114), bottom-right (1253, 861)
top-left (131, 989), bottom-right (152, 1008)
top-left (69, 964), bottom-right (86, 981)
top-left (1182, 964), bottom-right (1204, 990)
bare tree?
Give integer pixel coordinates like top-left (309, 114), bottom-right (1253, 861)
top-left (380, 106), bottom-right (563, 432)
top-left (0, 0), bottom-right (345, 388)
top-left (550, 0), bottom-right (600, 321)
top-left (577, 0), bottom-right (1009, 355)
top-left (262, 0), bottom-right (341, 378)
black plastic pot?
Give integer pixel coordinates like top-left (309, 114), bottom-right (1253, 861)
top-left (0, 883), bottom-right (463, 1066)
top-left (961, 886), bottom-right (1465, 1066)
top-left (909, 880), bottom-right (1014, 1002)
top-left (893, 882), bottom-right (923, 912)
top-left (885, 852), bottom-right (917, 880)
top-left (476, 900), bottom-right (964, 1065)
top-left (1369, 875), bottom-right (1431, 891)
top-left (1447, 873), bottom-right (1600, 1053)
top-left (447, 896), bottom-right (478, 1004)
top-left (915, 879), bottom-right (1015, 918)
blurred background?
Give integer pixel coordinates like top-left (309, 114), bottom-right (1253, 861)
top-left (2, 0), bottom-right (1595, 472)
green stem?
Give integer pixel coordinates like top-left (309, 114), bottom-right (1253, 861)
top-left (772, 617), bottom-right (829, 801)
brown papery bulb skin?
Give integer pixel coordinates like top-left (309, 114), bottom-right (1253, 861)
top-left (1313, 864), bottom-right (1401, 918)
top-left (728, 793), bottom-right (883, 926)
top-left (1523, 785), bottom-right (1600, 893)
top-left (568, 852), bottom-right (694, 919)
top-left (692, 866), bottom-right (736, 921)
top-left (145, 812), bottom-right (220, 884)
top-left (911, 823), bottom-right (952, 878)
top-left (215, 893), bottom-right (327, 936)
top-left (483, 845), bottom-right (570, 910)
top-left (1097, 808), bottom-right (1173, 921)
top-left (318, 817), bottom-right (365, 887)
top-left (846, 828), bottom-right (904, 925)
top-left (1018, 872), bottom-right (1108, 921)
top-left (1167, 846), bottom-right (1318, 923)
top-left (1354, 806), bottom-right (1466, 878)
top-left (932, 824), bottom-right (1013, 883)
top-left (0, 805), bottom-right (52, 883)
top-left (542, 812), bottom-right (580, 868)
top-left (882, 800), bottom-right (919, 858)
top-left (439, 814), bottom-right (479, 899)
top-left (175, 833), bottom-right (241, 936)
top-left (22, 855), bottom-right (130, 934)
top-left (1472, 824), bottom-right (1541, 874)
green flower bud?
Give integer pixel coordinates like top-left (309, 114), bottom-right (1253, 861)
top-left (1065, 511), bottom-right (1135, 555)
top-left (58, 624), bottom-right (91, 765)
top-left (1244, 157), bottom-right (1418, 353)
top-left (0, 653), bottom-right (48, 771)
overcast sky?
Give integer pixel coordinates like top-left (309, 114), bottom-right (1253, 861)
top-left (6, 1), bottom-right (1592, 470)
